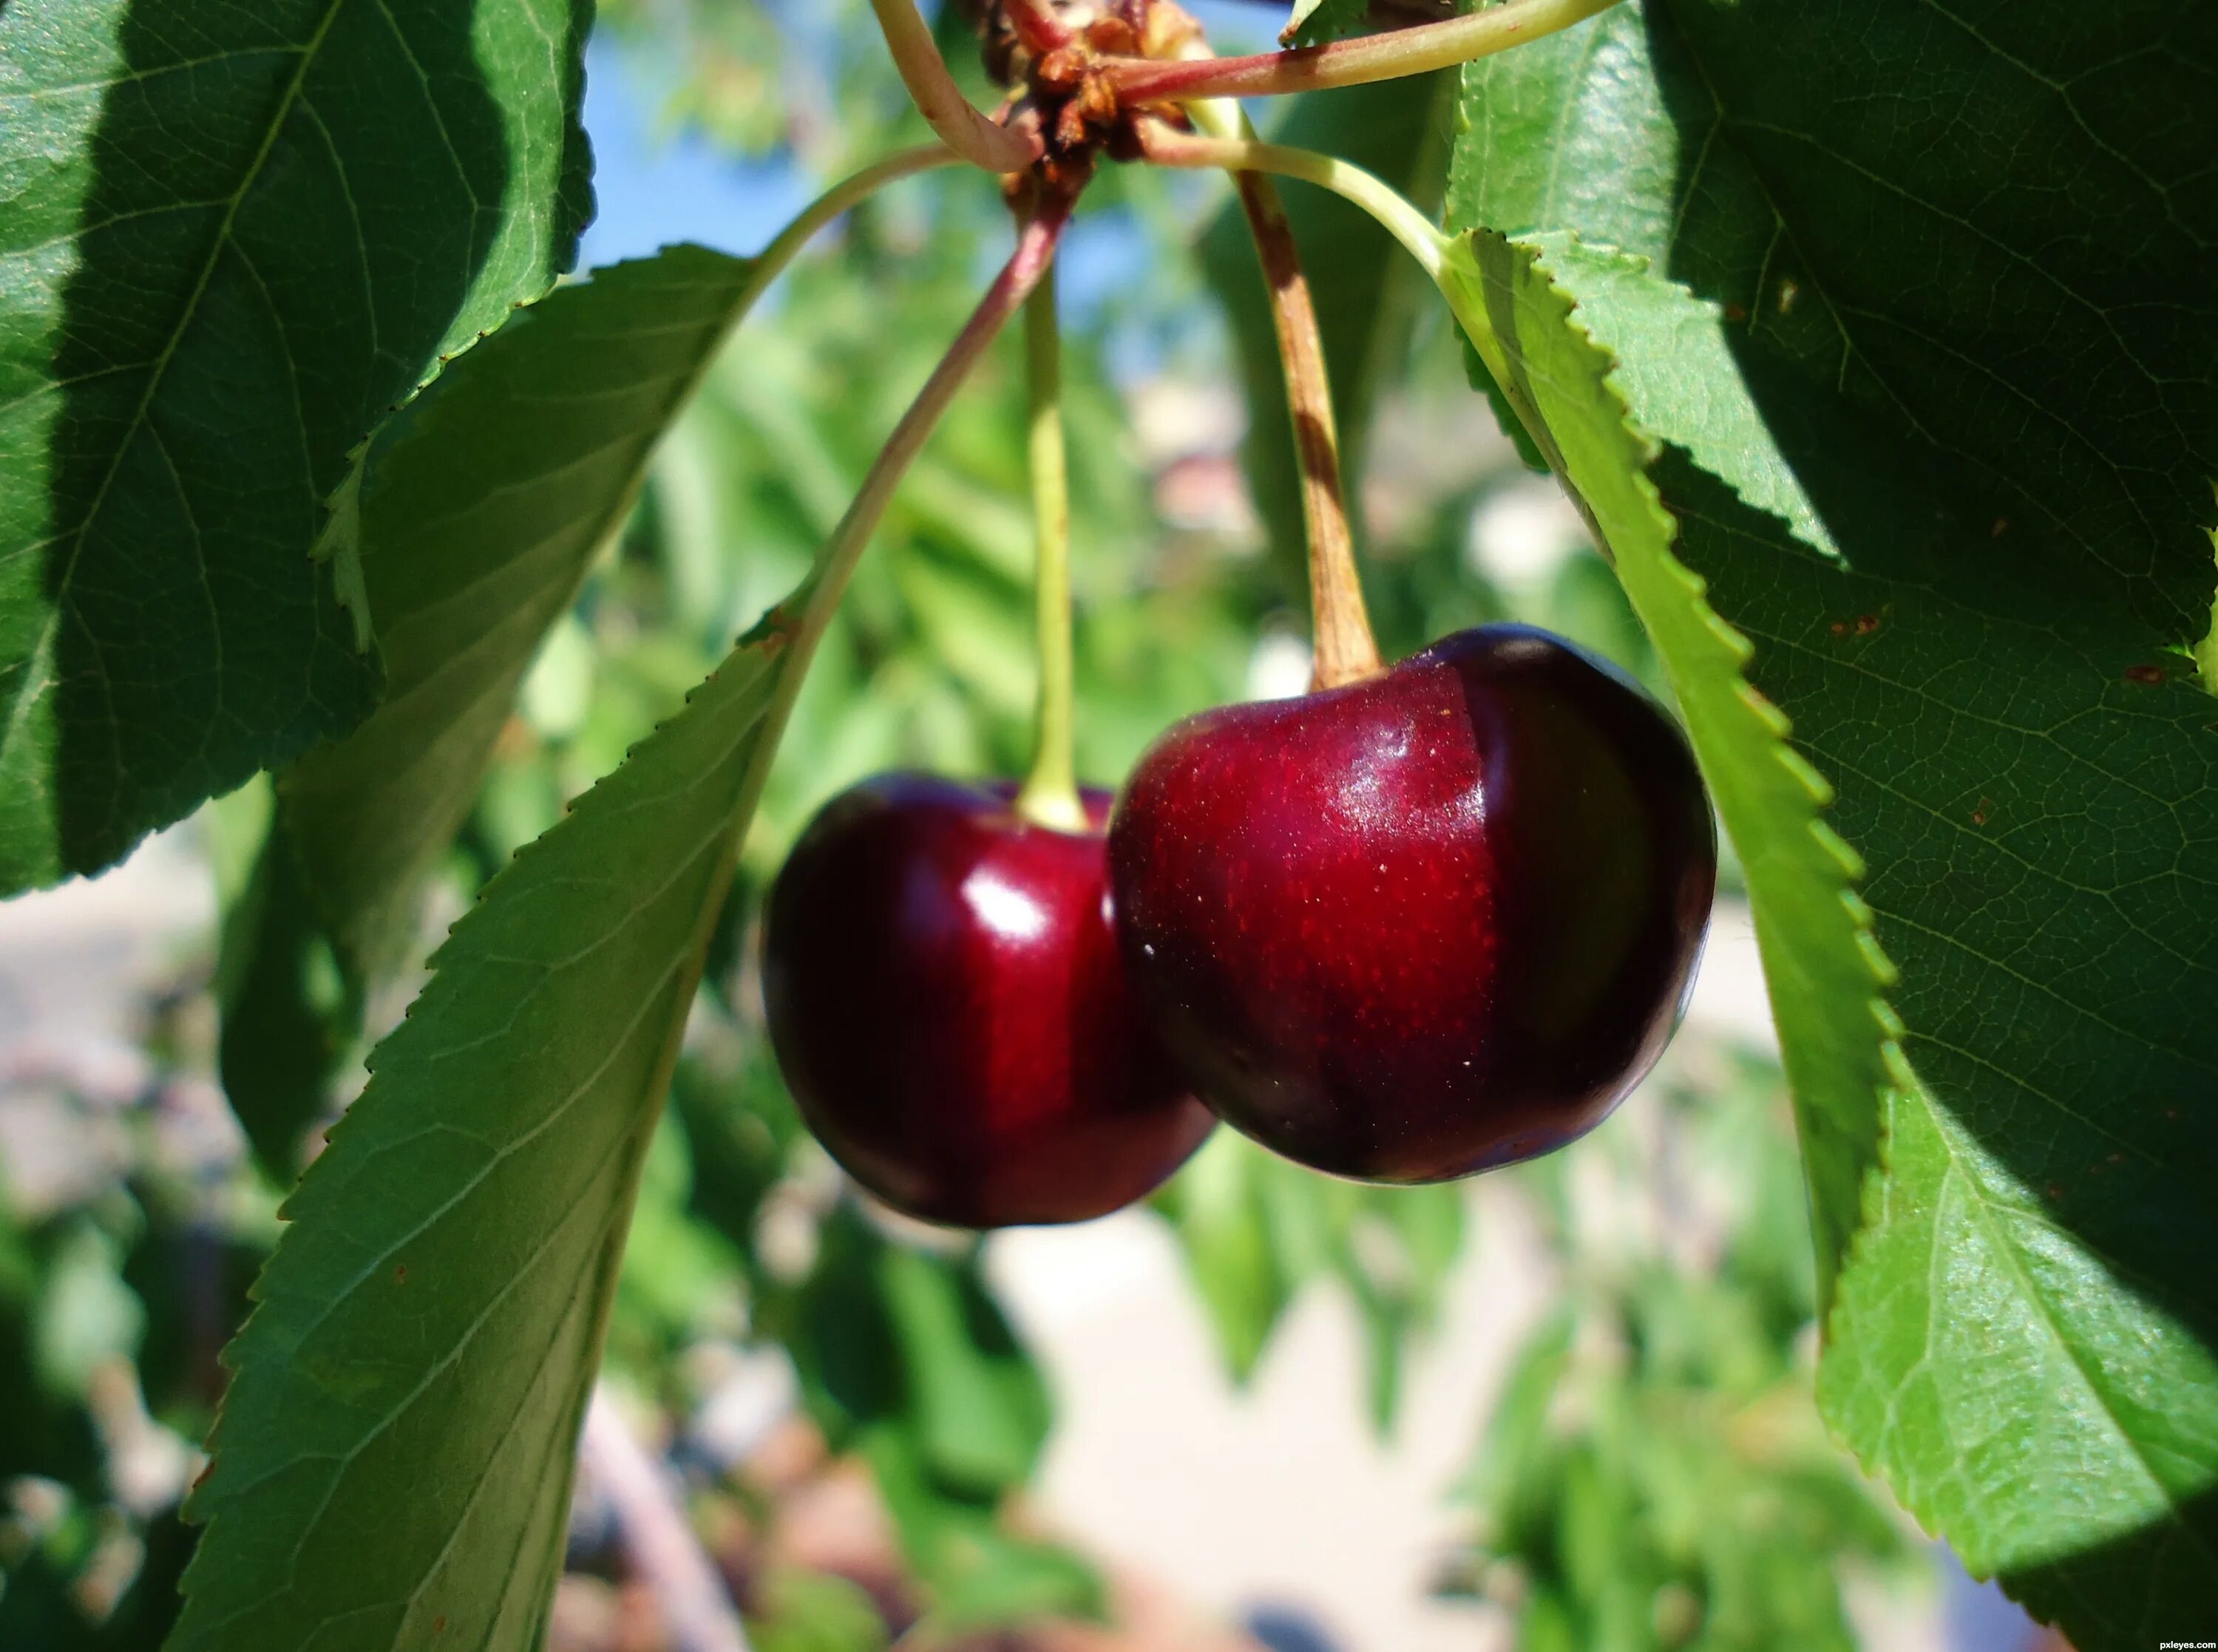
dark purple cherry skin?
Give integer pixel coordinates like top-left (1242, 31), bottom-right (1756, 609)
top-left (762, 773), bottom-right (1214, 1228)
top-left (1108, 624), bottom-right (1715, 1184)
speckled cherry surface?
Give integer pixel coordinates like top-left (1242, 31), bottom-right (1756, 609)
top-left (762, 773), bottom-right (1213, 1228)
top-left (1108, 624), bottom-right (1715, 1183)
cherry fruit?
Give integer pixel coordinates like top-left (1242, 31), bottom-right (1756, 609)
top-left (763, 772), bottom-right (1213, 1228)
top-left (1108, 624), bottom-right (1715, 1183)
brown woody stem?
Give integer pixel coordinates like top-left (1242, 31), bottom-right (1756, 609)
top-left (1200, 125), bottom-right (1381, 690)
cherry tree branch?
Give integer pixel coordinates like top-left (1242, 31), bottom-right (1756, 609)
top-left (867, 0), bottom-right (1040, 171)
top-left (1100, 0), bottom-right (1621, 101)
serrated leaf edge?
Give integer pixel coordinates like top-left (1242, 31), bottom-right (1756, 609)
top-left (1456, 223), bottom-right (1906, 1291)
top-left (1501, 231), bottom-right (2218, 1629)
top-left (174, 631), bottom-right (779, 1640)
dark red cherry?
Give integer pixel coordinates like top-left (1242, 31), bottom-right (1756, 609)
top-left (762, 773), bottom-right (1213, 1228)
top-left (1108, 624), bottom-right (1715, 1183)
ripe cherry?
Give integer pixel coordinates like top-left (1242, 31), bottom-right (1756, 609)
top-left (762, 772), bottom-right (1213, 1228)
top-left (1108, 624), bottom-right (1715, 1183)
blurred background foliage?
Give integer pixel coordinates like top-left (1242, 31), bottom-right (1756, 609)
top-left (1, 2), bottom-right (1936, 1648)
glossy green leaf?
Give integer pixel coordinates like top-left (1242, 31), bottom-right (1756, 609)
top-left (0, 0), bottom-right (594, 891)
top-left (172, 616), bottom-right (797, 1651)
top-left (1444, 2), bottom-right (2218, 1638)
top-left (278, 245), bottom-right (762, 984)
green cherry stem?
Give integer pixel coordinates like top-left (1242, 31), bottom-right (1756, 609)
top-left (1013, 262), bottom-right (1090, 832)
top-left (1101, 0), bottom-right (1621, 102)
top-left (866, 0), bottom-right (1039, 173)
top-left (745, 145), bottom-right (966, 305)
top-left (1132, 125), bottom-right (1510, 382)
top-left (1137, 126), bottom-right (1451, 280)
top-left (741, 207), bottom-right (1073, 817)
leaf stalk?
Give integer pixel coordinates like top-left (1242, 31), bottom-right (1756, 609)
top-left (1135, 124), bottom-right (1493, 370)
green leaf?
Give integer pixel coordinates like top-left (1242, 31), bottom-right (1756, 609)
top-left (1443, 2), bottom-right (2218, 1638)
top-left (748, 1569), bottom-right (889, 1652)
top-left (275, 245), bottom-right (764, 984)
top-left (215, 246), bottom-right (764, 1176)
top-left (1678, 465), bottom-right (2218, 1635)
top-left (1429, 228), bottom-right (1893, 1300)
top-left (0, 0), bottom-right (594, 891)
top-left (1202, 72), bottom-right (1451, 597)
top-left (788, 1211), bottom-right (1049, 1500)
top-left (1455, 0), bottom-right (2217, 632)
top-left (172, 616), bottom-right (798, 1651)
top-left (1154, 1133), bottom-right (1298, 1383)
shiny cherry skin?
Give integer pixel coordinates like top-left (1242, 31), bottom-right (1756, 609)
top-left (762, 773), bottom-right (1213, 1228)
top-left (1108, 624), bottom-right (1715, 1184)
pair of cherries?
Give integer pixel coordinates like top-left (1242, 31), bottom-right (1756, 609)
top-left (762, 625), bottom-right (1717, 1228)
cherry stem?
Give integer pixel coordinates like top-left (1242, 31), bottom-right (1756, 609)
top-left (867, 0), bottom-right (1039, 172)
top-left (743, 208), bottom-right (1072, 822)
top-left (1136, 126), bottom-right (1456, 320)
top-left (649, 145), bottom-right (963, 487)
top-left (1136, 124), bottom-right (1544, 533)
top-left (744, 145), bottom-right (965, 308)
top-left (1100, 0), bottom-right (1621, 102)
top-left (1179, 101), bottom-right (1380, 690)
top-left (1014, 264), bottom-right (1090, 832)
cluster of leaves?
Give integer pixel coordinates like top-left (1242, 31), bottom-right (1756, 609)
top-left (1444, 1054), bottom-right (1915, 1650)
top-left (1405, 3), bottom-right (2218, 1642)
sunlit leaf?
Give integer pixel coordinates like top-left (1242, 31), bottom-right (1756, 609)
top-left (0, 0), bottom-right (592, 888)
